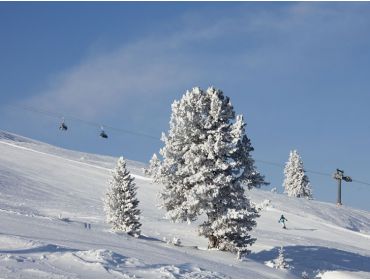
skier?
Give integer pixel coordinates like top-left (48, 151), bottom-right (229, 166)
top-left (279, 214), bottom-right (288, 229)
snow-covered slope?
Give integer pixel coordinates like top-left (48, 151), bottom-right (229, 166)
top-left (0, 130), bottom-right (369, 278)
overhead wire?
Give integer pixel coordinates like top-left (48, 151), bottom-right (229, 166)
top-left (7, 104), bottom-right (160, 141)
top-left (4, 103), bottom-right (370, 187)
top-left (352, 179), bottom-right (370, 187)
top-left (254, 158), bottom-right (333, 178)
top-left (254, 158), bottom-right (370, 188)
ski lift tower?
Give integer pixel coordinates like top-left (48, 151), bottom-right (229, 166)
top-left (333, 169), bottom-right (352, 206)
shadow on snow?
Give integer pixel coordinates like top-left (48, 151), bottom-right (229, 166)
top-left (250, 245), bottom-right (370, 278)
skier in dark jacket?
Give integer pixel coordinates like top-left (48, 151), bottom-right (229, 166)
top-left (279, 215), bottom-right (288, 229)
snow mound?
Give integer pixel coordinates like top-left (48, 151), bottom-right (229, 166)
top-left (0, 236), bottom-right (37, 251)
top-left (318, 270), bottom-right (370, 279)
top-left (0, 246), bottom-right (225, 278)
top-left (48, 249), bottom-right (225, 279)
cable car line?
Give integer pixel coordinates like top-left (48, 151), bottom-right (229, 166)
top-left (254, 159), bottom-right (332, 178)
top-left (255, 159), bottom-right (370, 187)
top-left (352, 179), bottom-right (370, 186)
top-left (7, 104), bottom-right (160, 141)
top-left (5, 104), bottom-right (370, 187)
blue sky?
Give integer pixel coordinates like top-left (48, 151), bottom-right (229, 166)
top-left (1, 2), bottom-right (370, 211)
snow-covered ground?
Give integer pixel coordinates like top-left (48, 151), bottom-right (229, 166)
top-left (0, 130), bottom-right (369, 278)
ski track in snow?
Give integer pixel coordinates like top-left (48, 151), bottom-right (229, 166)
top-left (1, 131), bottom-right (370, 278)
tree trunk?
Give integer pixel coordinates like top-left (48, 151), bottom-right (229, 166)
top-left (206, 212), bottom-right (219, 249)
top-left (208, 235), bottom-right (219, 249)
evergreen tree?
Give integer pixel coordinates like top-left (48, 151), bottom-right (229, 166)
top-left (274, 246), bottom-right (289, 269)
top-left (157, 86), bottom-right (266, 257)
top-left (158, 87), bottom-right (207, 222)
top-left (104, 157), bottom-right (141, 237)
top-left (283, 150), bottom-right (313, 199)
top-left (301, 271), bottom-right (309, 279)
top-left (145, 153), bottom-right (161, 181)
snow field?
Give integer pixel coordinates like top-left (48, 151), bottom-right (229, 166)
top-left (0, 131), bottom-right (370, 278)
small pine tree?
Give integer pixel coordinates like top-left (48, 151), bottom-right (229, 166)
top-left (145, 153), bottom-right (161, 181)
top-left (274, 246), bottom-right (289, 269)
top-left (301, 271), bottom-right (309, 279)
top-left (104, 157), bottom-right (141, 237)
top-left (283, 150), bottom-right (313, 199)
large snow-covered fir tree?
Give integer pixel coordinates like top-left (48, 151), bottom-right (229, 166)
top-left (104, 157), bottom-right (141, 237)
top-left (156, 86), bottom-right (266, 257)
top-left (283, 150), bottom-right (313, 199)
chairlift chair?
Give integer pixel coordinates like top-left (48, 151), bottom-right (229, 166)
top-left (59, 118), bottom-right (68, 131)
top-left (100, 126), bottom-right (108, 139)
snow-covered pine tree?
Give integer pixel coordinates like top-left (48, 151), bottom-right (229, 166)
top-left (157, 87), bottom-right (207, 222)
top-left (104, 157), bottom-right (141, 237)
top-left (144, 153), bottom-right (161, 181)
top-left (158, 86), bottom-right (266, 257)
top-left (283, 150), bottom-right (313, 199)
top-left (274, 246), bottom-right (289, 269)
top-left (301, 271), bottom-right (309, 279)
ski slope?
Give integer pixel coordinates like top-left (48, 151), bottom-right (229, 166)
top-left (0, 130), bottom-right (369, 278)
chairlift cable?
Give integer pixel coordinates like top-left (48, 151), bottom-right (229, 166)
top-left (351, 179), bottom-right (370, 186)
top-left (254, 159), bottom-right (370, 187)
top-left (7, 104), bottom-right (160, 141)
top-left (254, 159), bottom-right (332, 178)
top-left (5, 104), bottom-right (370, 187)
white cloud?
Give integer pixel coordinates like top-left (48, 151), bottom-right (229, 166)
top-left (23, 2), bottom-right (370, 123)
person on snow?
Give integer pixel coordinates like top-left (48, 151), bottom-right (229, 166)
top-left (279, 214), bottom-right (288, 229)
